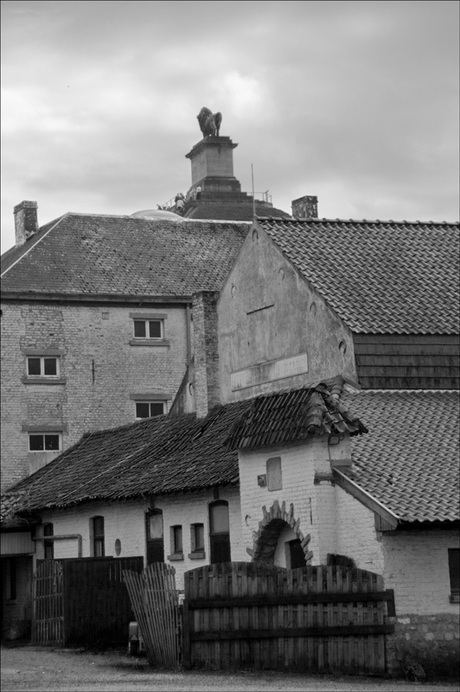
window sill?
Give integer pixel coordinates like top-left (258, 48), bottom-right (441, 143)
top-left (167, 553), bottom-right (184, 562)
top-left (129, 339), bottom-right (170, 348)
top-left (188, 551), bottom-right (206, 560)
top-left (449, 594), bottom-right (460, 603)
top-left (22, 377), bottom-right (66, 385)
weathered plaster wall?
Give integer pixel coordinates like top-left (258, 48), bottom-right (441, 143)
top-left (1, 302), bottom-right (190, 490)
top-left (37, 486), bottom-right (244, 590)
top-left (218, 226), bottom-right (357, 403)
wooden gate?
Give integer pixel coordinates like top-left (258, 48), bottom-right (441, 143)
top-left (123, 562), bottom-right (181, 667)
top-left (32, 560), bottom-right (64, 645)
top-left (182, 562), bottom-right (395, 674)
top-left (32, 556), bottom-right (143, 646)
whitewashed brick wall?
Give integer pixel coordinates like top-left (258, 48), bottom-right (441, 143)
top-left (335, 485), bottom-right (384, 573)
top-left (38, 486), bottom-right (244, 589)
top-left (382, 530), bottom-right (460, 615)
top-left (238, 436), bottom-right (351, 562)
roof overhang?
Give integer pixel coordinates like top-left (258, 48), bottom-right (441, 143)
top-left (1, 292), bottom-right (193, 306)
top-left (333, 467), bottom-right (400, 529)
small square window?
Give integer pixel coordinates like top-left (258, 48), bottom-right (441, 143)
top-left (136, 402), bottom-right (165, 418)
top-left (133, 319), bottom-right (163, 339)
top-left (29, 433), bottom-right (61, 452)
top-left (27, 356), bottom-right (59, 377)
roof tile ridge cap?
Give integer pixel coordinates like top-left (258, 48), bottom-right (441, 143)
top-left (1, 212), bottom-right (71, 278)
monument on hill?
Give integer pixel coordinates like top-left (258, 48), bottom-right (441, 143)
top-left (181, 106), bottom-right (290, 221)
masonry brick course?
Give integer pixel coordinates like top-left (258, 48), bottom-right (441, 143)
top-left (1, 301), bottom-right (190, 490)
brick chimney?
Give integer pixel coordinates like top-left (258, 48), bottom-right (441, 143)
top-left (291, 195), bottom-right (318, 219)
top-left (14, 201), bottom-right (38, 246)
top-left (193, 291), bottom-right (221, 418)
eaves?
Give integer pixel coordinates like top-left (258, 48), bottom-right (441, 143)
top-left (0, 292), bottom-right (193, 307)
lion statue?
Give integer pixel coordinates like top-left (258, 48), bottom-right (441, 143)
top-left (197, 107), bottom-right (222, 137)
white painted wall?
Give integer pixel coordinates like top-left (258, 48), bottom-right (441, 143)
top-left (382, 530), bottom-right (460, 615)
top-left (38, 486), bottom-right (245, 589)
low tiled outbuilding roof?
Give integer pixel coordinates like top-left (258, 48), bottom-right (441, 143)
top-left (1, 215), bottom-right (249, 297)
top-left (342, 390), bottom-right (460, 523)
top-left (225, 383), bottom-right (367, 450)
top-left (259, 217), bottom-right (460, 334)
top-left (4, 382), bottom-right (363, 516)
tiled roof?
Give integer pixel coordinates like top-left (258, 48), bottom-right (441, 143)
top-left (4, 402), bottom-right (250, 514)
top-left (4, 381), bottom-right (363, 515)
top-left (343, 390), bottom-right (460, 523)
top-left (225, 382), bottom-right (367, 450)
top-left (1, 215), bottom-right (249, 297)
top-left (259, 218), bottom-right (460, 334)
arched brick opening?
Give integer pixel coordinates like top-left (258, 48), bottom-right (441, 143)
top-left (247, 500), bottom-right (313, 565)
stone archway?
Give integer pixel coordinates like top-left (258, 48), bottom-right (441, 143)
top-left (247, 500), bottom-right (313, 565)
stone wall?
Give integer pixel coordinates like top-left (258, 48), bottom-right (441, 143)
top-left (386, 614), bottom-right (459, 679)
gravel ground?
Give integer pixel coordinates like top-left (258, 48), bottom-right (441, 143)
top-left (1, 646), bottom-right (459, 692)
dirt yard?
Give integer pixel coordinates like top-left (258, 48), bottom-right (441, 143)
top-left (1, 645), bottom-right (459, 692)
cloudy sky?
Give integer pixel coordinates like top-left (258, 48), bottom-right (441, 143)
top-left (1, 0), bottom-right (459, 251)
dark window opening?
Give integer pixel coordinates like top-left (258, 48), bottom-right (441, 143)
top-left (209, 500), bottom-right (231, 564)
top-left (136, 402), bottom-right (165, 418)
top-left (172, 525), bottom-right (183, 554)
top-left (29, 434), bottom-right (60, 451)
top-left (448, 549), bottom-right (459, 602)
top-left (146, 510), bottom-right (164, 564)
top-left (92, 516), bottom-right (105, 557)
top-left (191, 523), bottom-right (205, 552)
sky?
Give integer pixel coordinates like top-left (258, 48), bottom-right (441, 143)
top-left (1, 0), bottom-right (459, 252)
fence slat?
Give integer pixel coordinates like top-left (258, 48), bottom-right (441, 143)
top-left (183, 562), bottom-right (393, 674)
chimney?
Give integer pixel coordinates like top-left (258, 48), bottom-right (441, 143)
top-left (291, 195), bottom-right (318, 219)
top-left (14, 201), bottom-right (38, 246)
top-left (193, 291), bottom-right (221, 418)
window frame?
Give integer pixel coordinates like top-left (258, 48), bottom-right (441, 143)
top-left (133, 319), bottom-right (164, 340)
top-left (189, 522), bottom-right (205, 560)
top-left (135, 401), bottom-right (166, 419)
top-left (27, 355), bottom-right (60, 378)
top-left (28, 432), bottom-right (61, 452)
top-left (170, 525), bottom-right (183, 557)
top-left (92, 516), bottom-right (105, 557)
top-left (209, 500), bottom-right (231, 564)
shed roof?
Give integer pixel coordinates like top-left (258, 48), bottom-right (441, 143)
top-left (259, 217), bottom-right (460, 335)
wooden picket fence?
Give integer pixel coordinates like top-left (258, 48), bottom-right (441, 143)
top-left (182, 562), bottom-right (395, 674)
top-left (123, 562), bottom-right (181, 667)
top-left (32, 557), bottom-right (144, 646)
